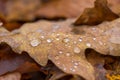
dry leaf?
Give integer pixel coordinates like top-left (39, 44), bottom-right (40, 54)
top-left (74, 0), bottom-right (119, 26)
top-left (0, 17), bottom-right (120, 80)
top-left (0, 43), bottom-right (40, 75)
top-left (0, 72), bottom-right (21, 80)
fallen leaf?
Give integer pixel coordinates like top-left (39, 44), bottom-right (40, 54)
top-left (0, 42), bottom-right (40, 75)
top-left (0, 17), bottom-right (120, 79)
top-left (0, 72), bottom-right (21, 80)
top-left (74, 0), bottom-right (119, 26)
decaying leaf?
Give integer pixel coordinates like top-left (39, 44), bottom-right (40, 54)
top-left (0, 17), bottom-right (120, 80)
top-left (0, 72), bottom-right (21, 80)
top-left (74, 0), bottom-right (119, 26)
top-left (0, 42), bottom-right (40, 76)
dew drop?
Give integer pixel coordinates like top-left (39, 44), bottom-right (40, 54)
top-left (86, 43), bottom-right (91, 47)
top-left (74, 47), bottom-right (81, 54)
top-left (57, 62), bottom-right (60, 65)
top-left (78, 38), bottom-right (82, 42)
top-left (30, 39), bottom-right (40, 47)
top-left (66, 53), bottom-right (70, 57)
top-left (59, 51), bottom-right (63, 54)
top-left (74, 62), bottom-right (79, 66)
top-left (63, 38), bottom-right (70, 43)
top-left (99, 41), bottom-right (103, 45)
top-left (93, 38), bottom-right (96, 40)
top-left (56, 38), bottom-right (60, 41)
top-left (40, 36), bottom-right (45, 39)
top-left (70, 68), bottom-right (76, 72)
top-left (74, 41), bottom-right (77, 44)
top-left (63, 67), bottom-right (67, 71)
top-left (74, 65), bottom-right (78, 68)
top-left (47, 39), bottom-right (52, 43)
top-left (0, 22), bottom-right (3, 26)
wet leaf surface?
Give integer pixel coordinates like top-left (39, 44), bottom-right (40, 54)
top-left (0, 17), bottom-right (120, 79)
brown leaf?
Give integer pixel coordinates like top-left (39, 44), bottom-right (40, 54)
top-left (36, 0), bottom-right (95, 19)
top-left (0, 43), bottom-right (40, 75)
top-left (0, 18), bottom-right (120, 80)
top-left (74, 0), bottom-right (119, 26)
top-left (0, 72), bottom-right (21, 80)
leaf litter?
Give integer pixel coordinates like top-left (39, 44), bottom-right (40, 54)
top-left (0, 0), bottom-right (120, 80)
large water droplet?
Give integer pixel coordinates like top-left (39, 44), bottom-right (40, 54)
top-left (74, 47), bottom-right (81, 54)
top-left (30, 39), bottom-right (40, 47)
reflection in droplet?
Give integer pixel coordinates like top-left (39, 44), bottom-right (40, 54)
top-left (30, 39), bottom-right (40, 47)
top-left (86, 43), bottom-right (91, 47)
top-left (74, 47), bottom-right (81, 54)
top-left (47, 39), bottom-right (52, 43)
top-left (70, 68), bottom-right (76, 72)
top-left (78, 38), bottom-right (82, 42)
top-left (93, 38), bottom-right (96, 40)
top-left (66, 53), bottom-right (70, 57)
top-left (41, 36), bottom-right (45, 39)
top-left (59, 51), bottom-right (63, 54)
top-left (63, 67), bottom-right (67, 71)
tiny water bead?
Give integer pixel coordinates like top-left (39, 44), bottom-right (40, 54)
top-left (70, 67), bottom-right (76, 72)
top-left (63, 38), bottom-right (70, 43)
top-left (40, 35), bottom-right (45, 39)
top-left (93, 38), bottom-right (96, 40)
top-left (78, 38), bottom-right (82, 42)
top-left (66, 53), bottom-right (70, 57)
top-left (47, 39), bottom-right (52, 43)
top-left (59, 51), bottom-right (63, 54)
top-left (74, 47), bottom-right (81, 54)
top-left (0, 22), bottom-right (3, 26)
top-left (86, 43), bottom-right (91, 47)
top-left (30, 39), bottom-right (40, 47)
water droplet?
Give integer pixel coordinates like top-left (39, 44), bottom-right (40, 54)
top-left (93, 38), bottom-right (96, 40)
top-left (74, 47), bottom-right (81, 54)
top-left (59, 51), bottom-right (63, 54)
top-left (30, 39), bottom-right (40, 47)
top-left (78, 38), bottom-right (82, 42)
top-left (0, 22), bottom-right (3, 26)
top-left (36, 29), bottom-right (42, 33)
top-left (53, 24), bottom-right (60, 29)
top-left (74, 62), bottom-right (79, 66)
top-left (63, 67), bottom-right (67, 71)
top-left (99, 41), bottom-right (103, 45)
top-left (66, 53), bottom-right (70, 57)
top-left (74, 65), bottom-right (78, 68)
top-left (74, 41), bottom-right (77, 44)
top-left (56, 38), bottom-right (60, 41)
top-left (70, 68), bottom-right (76, 72)
top-left (86, 43), bottom-right (91, 47)
top-left (63, 38), bottom-right (70, 43)
top-left (56, 34), bottom-right (60, 36)
top-left (40, 36), bottom-right (45, 39)
top-left (47, 39), bottom-right (52, 43)
top-left (57, 62), bottom-right (60, 65)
